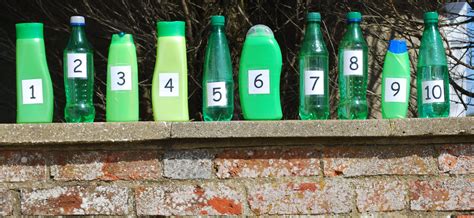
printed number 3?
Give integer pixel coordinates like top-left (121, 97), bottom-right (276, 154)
top-left (116, 72), bottom-right (125, 86)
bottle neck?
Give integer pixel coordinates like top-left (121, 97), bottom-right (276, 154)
top-left (346, 22), bottom-right (363, 39)
top-left (424, 22), bottom-right (439, 32)
top-left (69, 25), bottom-right (88, 44)
top-left (304, 21), bottom-right (323, 39)
top-left (211, 25), bottom-right (225, 33)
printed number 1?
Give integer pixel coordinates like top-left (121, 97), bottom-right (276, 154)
top-left (29, 85), bottom-right (36, 99)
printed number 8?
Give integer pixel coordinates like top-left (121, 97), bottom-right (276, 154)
top-left (349, 56), bottom-right (359, 71)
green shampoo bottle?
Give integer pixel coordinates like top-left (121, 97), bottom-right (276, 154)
top-left (238, 25), bottom-right (283, 120)
top-left (151, 21), bottom-right (189, 121)
top-left (106, 33), bottom-right (139, 122)
top-left (16, 23), bottom-right (54, 123)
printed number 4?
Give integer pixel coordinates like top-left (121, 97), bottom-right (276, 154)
top-left (165, 78), bottom-right (174, 92)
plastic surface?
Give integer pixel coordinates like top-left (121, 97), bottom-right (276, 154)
top-left (347, 12), bottom-right (362, 22)
top-left (63, 17), bottom-right (95, 122)
top-left (424, 11), bottom-right (439, 23)
top-left (299, 13), bottom-right (329, 120)
top-left (211, 15), bottom-right (225, 25)
top-left (16, 23), bottom-right (54, 123)
top-left (382, 40), bottom-right (411, 119)
top-left (106, 33), bottom-right (139, 122)
top-left (337, 12), bottom-right (368, 119)
top-left (202, 16), bottom-right (234, 121)
top-left (417, 14), bottom-right (450, 118)
top-left (152, 21), bottom-right (189, 121)
top-left (238, 24), bottom-right (282, 120)
top-left (157, 21), bottom-right (185, 37)
top-left (307, 12), bottom-right (321, 22)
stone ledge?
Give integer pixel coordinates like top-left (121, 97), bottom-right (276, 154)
top-left (0, 118), bottom-right (472, 145)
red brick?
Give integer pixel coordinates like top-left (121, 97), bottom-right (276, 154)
top-left (21, 186), bottom-right (129, 215)
top-left (0, 189), bottom-right (14, 216)
top-left (438, 144), bottom-right (473, 174)
top-left (247, 179), bottom-right (353, 215)
top-left (323, 145), bottom-right (436, 177)
top-left (355, 179), bottom-right (406, 212)
top-left (51, 151), bottom-right (160, 181)
top-left (409, 178), bottom-right (474, 211)
top-left (0, 151), bottom-right (47, 182)
top-left (135, 183), bottom-right (244, 216)
top-left (215, 147), bottom-right (320, 178)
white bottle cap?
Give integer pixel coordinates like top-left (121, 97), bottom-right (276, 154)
top-left (70, 16), bottom-right (85, 25)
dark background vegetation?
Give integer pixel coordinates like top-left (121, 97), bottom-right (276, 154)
top-left (0, 0), bottom-right (472, 122)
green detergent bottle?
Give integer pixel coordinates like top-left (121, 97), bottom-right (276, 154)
top-left (106, 33), bottom-right (139, 122)
top-left (151, 21), bottom-right (189, 121)
top-left (381, 40), bottom-right (411, 119)
top-left (16, 23), bottom-right (54, 123)
top-left (417, 12), bottom-right (450, 118)
top-left (239, 25), bottom-right (282, 120)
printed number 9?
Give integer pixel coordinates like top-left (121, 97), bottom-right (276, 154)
top-left (391, 82), bottom-right (400, 96)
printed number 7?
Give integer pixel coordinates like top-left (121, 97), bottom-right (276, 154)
top-left (310, 76), bottom-right (319, 91)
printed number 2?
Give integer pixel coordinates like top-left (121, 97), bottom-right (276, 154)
top-left (111, 66), bottom-right (132, 91)
top-left (159, 73), bottom-right (179, 97)
top-left (207, 82), bottom-right (227, 107)
top-left (67, 53), bottom-right (87, 78)
top-left (304, 70), bottom-right (324, 95)
top-left (22, 79), bottom-right (43, 104)
top-left (343, 50), bottom-right (363, 76)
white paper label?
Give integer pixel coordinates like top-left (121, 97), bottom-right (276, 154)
top-left (304, 70), bottom-right (324, 95)
top-left (248, 69), bottom-right (270, 94)
top-left (159, 73), bottom-right (179, 97)
top-left (384, 78), bottom-right (407, 102)
top-left (111, 66), bottom-right (132, 91)
top-left (67, 53), bottom-right (87, 78)
top-left (22, 79), bottom-right (43, 104)
top-left (422, 80), bottom-right (445, 103)
top-left (207, 82), bottom-right (227, 107)
top-left (343, 50), bottom-right (363, 76)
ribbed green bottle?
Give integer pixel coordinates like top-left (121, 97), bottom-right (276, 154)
top-left (202, 15), bottom-right (234, 121)
top-left (417, 12), bottom-right (450, 118)
top-left (299, 12), bottom-right (329, 120)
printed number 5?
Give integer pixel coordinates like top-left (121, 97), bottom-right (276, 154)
top-left (212, 87), bottom-right (222, 102)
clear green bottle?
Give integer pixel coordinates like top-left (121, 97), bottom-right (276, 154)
top-left (337, 12), bottom-right (368, 120)
top-left (106, 32), bottom-right (139, 122)
top-left (202, 15), bottom-right (234, 121)
top-left (64, 16), bottom-right (95, 122)
top-left (299, 12), bottom-right (329, 120)
top-left (417, 12), bottom-right (450, 118)
top-left (16, 23), bottom-right (54, 123)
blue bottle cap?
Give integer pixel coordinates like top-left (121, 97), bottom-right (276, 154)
top-left (388, 39), bottom-right (407, 54)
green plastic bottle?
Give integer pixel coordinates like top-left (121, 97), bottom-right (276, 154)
top-left (417, 12), bottom-right (450, 118)
top-left (64, 16), bottom-right (95, 122)
top-left (202, 15), bottom-right (234, 121)
top-left (151, 21), bottom-right (189, 121)
top-left (299, 12), bottom-right (329, 120)
top-left (338, 12), bottom-right (368, 120)
top-left (239, 25), bottom-right (282, 120)
top-left (381, 40), bottom-right (411, 119)
top-left (106, 33), bottom-right (139, 122)
top-left (16, 23), bottom-right (54, 123)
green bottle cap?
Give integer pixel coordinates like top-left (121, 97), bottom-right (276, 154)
top-left (157, 21), bottom-right (185, 37)
top-left (211, 15), bottom-right (225, 26)
top-left (347, 12), bottom-right (362, 22)
top-left (307, 12), bottom-right (321, 22)
top-left (424, 12), bottom-right (438, 23)
top-left (111, 32), bottom-right (134, 44)
top-left (16, 23), bottom-right (44, 39)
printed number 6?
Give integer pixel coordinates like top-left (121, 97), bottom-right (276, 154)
top-left (254, 74), bottom-right (263, 88)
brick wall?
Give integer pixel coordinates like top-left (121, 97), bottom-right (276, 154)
top-left (0, 118), bottom-right (473, 216)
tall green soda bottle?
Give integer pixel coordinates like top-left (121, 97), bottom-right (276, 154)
top-left (338, 12), bottom-right (368, 120)
top-left (202, 15), bottom-right (234, 121)
top-left (417, 12), bottom-right (450, 118)
top-left (16, 23), bottom-right (54, 123)
top-left (239, 25), bottom-right (282, 120)
top-left (106, 33), bottom-right (139, 122)
top-left (63, 16), bottom-right (95, 122)
top-left (299, 12), bottom-right (329, 120)
top-left (381, 40), bottom-right (411, 119)
top-left (151, 21), bottom-right (189, 121)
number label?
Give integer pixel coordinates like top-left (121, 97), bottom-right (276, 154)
top-left (159, 73), bottom-right (179, 97)
top-left (343, 50), bottom-right (363, 76)
top-left (67, 53), bottom-right (87, 78)
top-left (22, 79), bottom-right (43, 104)
top-left (111, 66), bottom-right (132, 91)
top-left (207, 82), bottom-right (227, 107)
top-left (248, 69), bottom-right (270, 94)
top-left (384, 78), bottom-right (407, 102)
top-left (422, 80), bottom-right (445, 103)
top-left (304, 70), bottom-right (324, 95)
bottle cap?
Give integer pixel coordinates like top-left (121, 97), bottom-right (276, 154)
top-left (157, 21), bottom-right (185, 37)
top-left (307, 12), bottom-right (321, 22)
top-left (347, 12), bottom-right (362, 22)
top-left (424, 12), bottom-right (438, 23)
top-left (70, 16), bottom-right (85, 26)
top-left (388, 39), bottom-right (407, 54)
top-left (211, 15), bottom-right (225, 26)
top-left (111, 32), bottom-right (134, 44)
top-left (246, 24), bottom-right (274, 37)
top-left (16, 23), bottom-right (43, 39)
